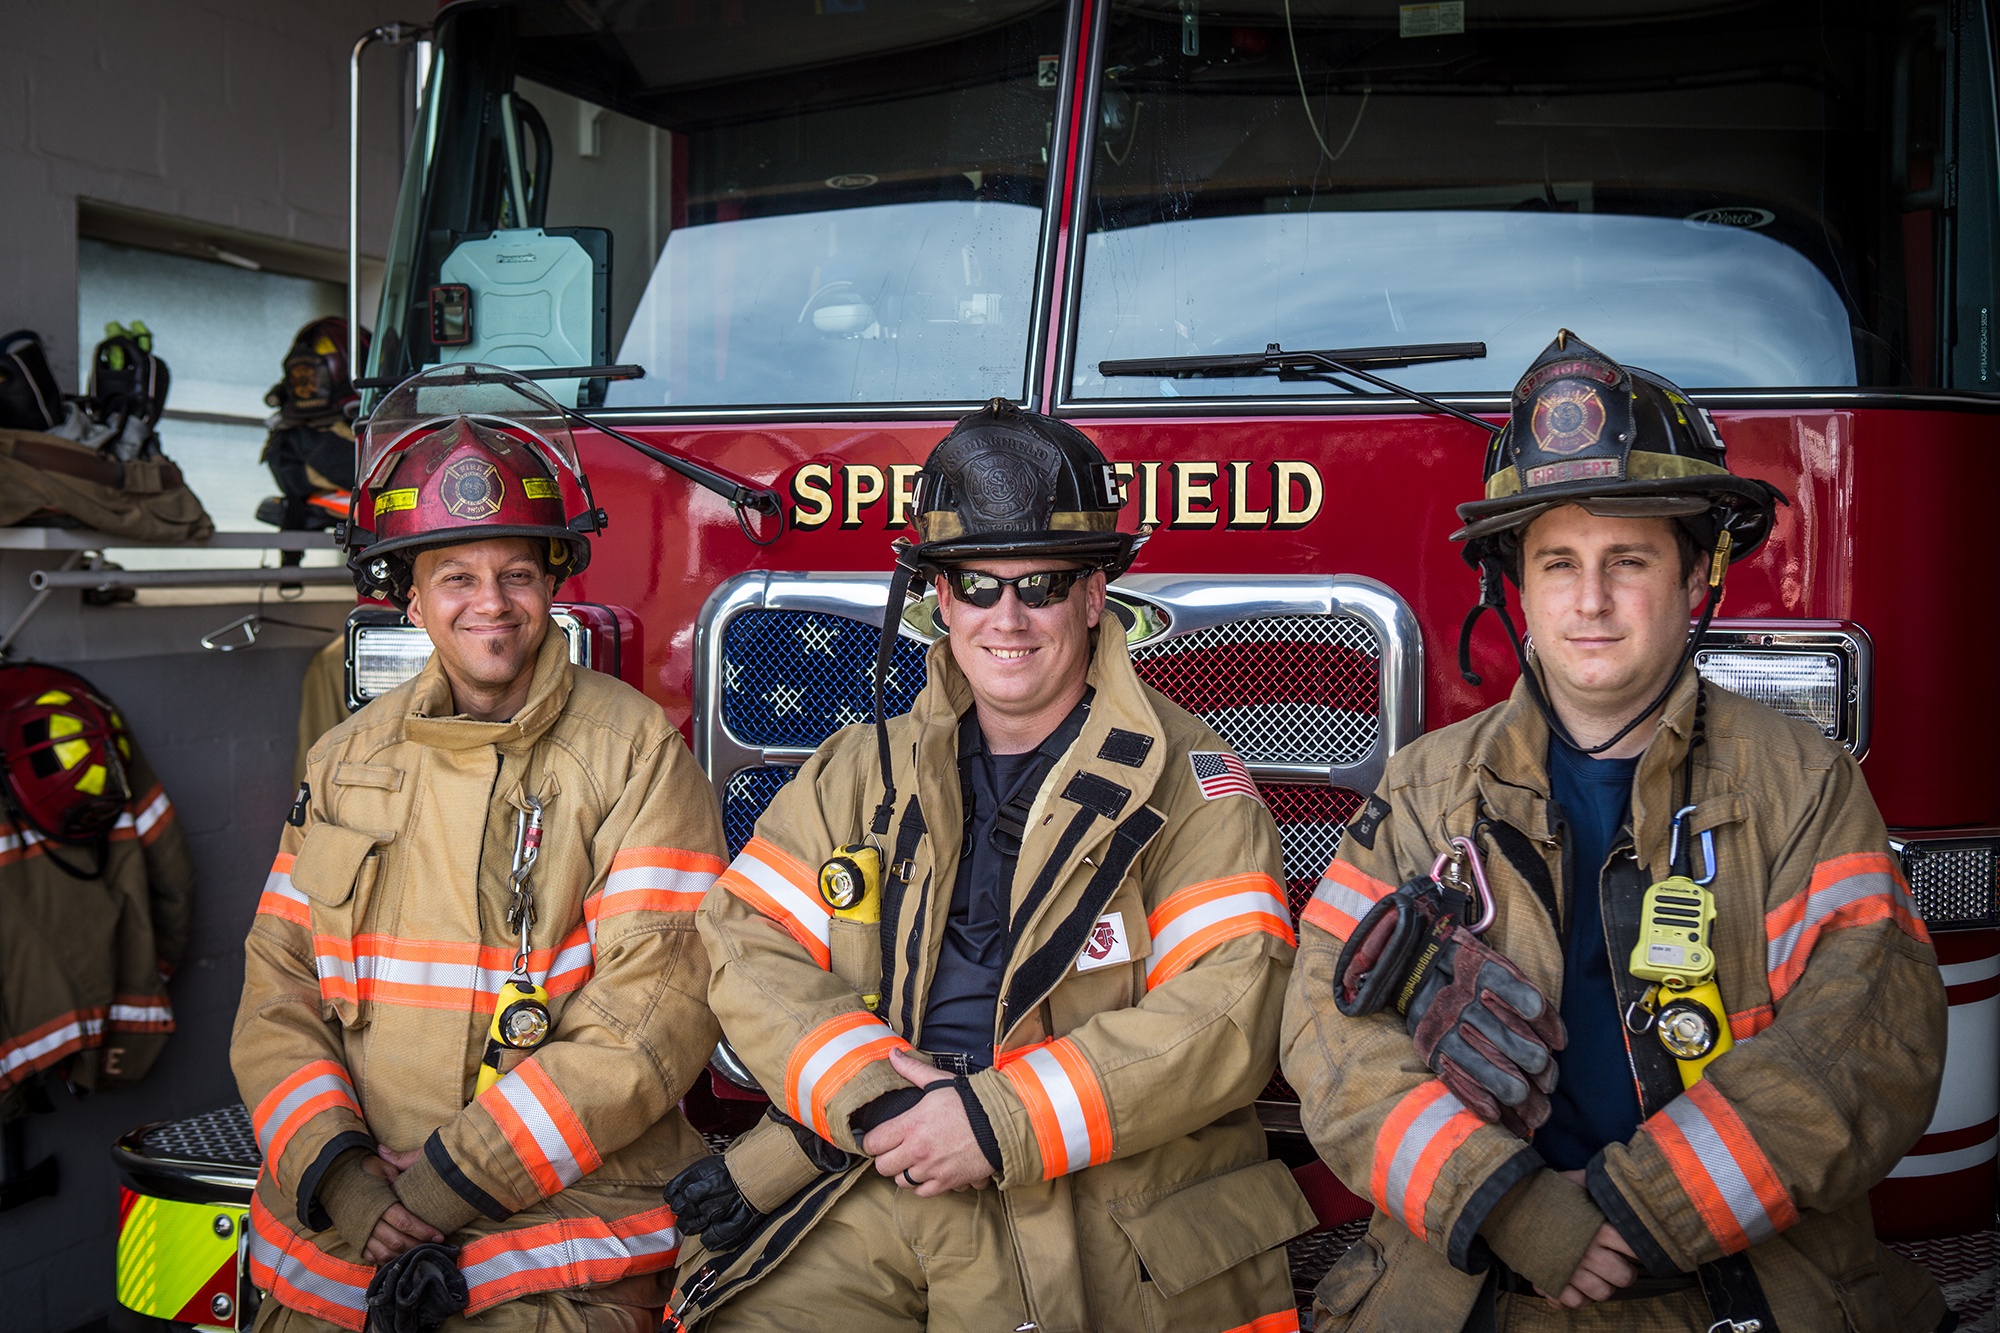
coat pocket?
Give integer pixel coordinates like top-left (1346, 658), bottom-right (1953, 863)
top-left (828, 917), bottom-right (882, 998)
top-left (1312, 1233), bottom-right (1385, 1327)
top-left (290, 823), bottom-right (389, 1024)
top-left (1109, 1158), bottom-right (1317, 1298)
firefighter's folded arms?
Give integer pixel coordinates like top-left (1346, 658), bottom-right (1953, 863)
top-left (671, 400), bottom-right (1317, 1331)
top-left (230, 380), bottom-right (726, 1333)
top-left (1280, 333), bottom-right (1951, 1331)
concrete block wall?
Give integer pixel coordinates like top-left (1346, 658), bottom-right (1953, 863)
top-left (0, 0), bottom-right (417, 386)
top-left (0, 2), bottom-right (421, 1326)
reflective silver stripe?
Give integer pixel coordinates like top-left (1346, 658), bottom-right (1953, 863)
top-left (255, 1072), bottom-right (354, 1157)
top-left (247, 1227), bottom-right (367, 1313)
top-left (489, 1069), bottom-right (589, 1188)
top-left (1659, 1095), bottom-right (1782, 1246)
top-left (1311, 876), bottom-right (1378, 925)
top-left (1766, 870), bottom-right (1898, 975)
top-left (133, 789), bottom-right (171, 838)
top-left (0, 1015), bottom-right (100, 1078)
top-left (1381, 1087), bottom-right (1468, 1227)
top-left (459, 1216), bottom-right (681, 1305)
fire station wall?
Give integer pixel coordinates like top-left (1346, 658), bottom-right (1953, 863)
top-left (0, 0), bottom-right (414, 389)
top-left (0, 581), bottom-right (349, 1333)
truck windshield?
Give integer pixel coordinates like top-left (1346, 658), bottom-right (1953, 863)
top-left (1070, 1), bottom-right (2000, 399)
top-left (379, 0), bottom-right (1065, 410)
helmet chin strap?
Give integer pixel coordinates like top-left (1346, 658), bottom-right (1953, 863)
top-left (868, 557), bottom-right (921, 838)
top-left (1461, 531), bottom-right (1731, 758)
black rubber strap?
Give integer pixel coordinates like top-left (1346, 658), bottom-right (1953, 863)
top-left (951, 1075), bottom-right (1004, 1173)
top-left (987, 692), bottom-right (1093, 857)
top-left (1584, 1152), bottom-right (1680, 1279)
top-left (422, 1131), bottom-right (510, 1222)
top-left (876, 797), bottom-right (926, 1020)
top-left (1001, 806), bottom-right (1166, 1031)
top-left (298, 1129), bottom-right (374, 1231)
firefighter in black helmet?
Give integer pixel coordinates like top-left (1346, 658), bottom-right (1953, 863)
top-left (1282, 333), bottom-right (1948, 1333)
top-left (677, 399), bottom-right (1313, 1331)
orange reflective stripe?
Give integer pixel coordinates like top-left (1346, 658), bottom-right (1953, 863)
top-left (588, 846), bottom-right (723, 935)
top-left (459, 1204), bottom-right (682, 1313)
top-left (1222, 1313), bottom-right (1302, 1333)
top-left (108, 993), bottom-right (174, 1032)
top-left (1370, 1080), bottom-right (1483, 1242)
top-left (718, 837), bottom-right (832, 969)
top-left (1765, 852), bottom-right (1928, 1002)
top-left (252, 1059), bottom-right (361, 1169)
top-left (257, 850), bottom-right (311, 926)
top-left (996, 1038), bottom-right (1114, 1179)
top-left (1645, 1080), bottom-right (1799, 1253)
top-left (0, 1005), bottom-right (107, 1085)
top-left (478, 1058), bottom-right (602, 1196)
top-left (132, 784), bottom-right (174, 845)
top-left (1303, 859), bottom-right (1396, 940)
top-left (247, 1192), bottom-right (371, 1329)
top-left (314, 926), bottom-right (594, 1012)
top-left (783, 1011), bottom-right (910, 1139)
top-left (1145, 873), bottom-right (1295, 989)
top-left (1728, 1004), bottom-right (1773, 1040)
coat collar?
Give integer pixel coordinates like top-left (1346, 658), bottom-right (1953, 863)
top-left (401, 625), bottom-right (574, 753)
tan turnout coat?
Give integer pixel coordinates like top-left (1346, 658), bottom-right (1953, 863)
top-left (694, 627), bottom-right (1316, 1331)
top-left (231, 632), bottom-right (724, 1328)
top-left (1281, 667), bottom-right (1949, 1331)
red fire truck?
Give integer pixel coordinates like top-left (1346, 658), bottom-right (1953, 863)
top-left (112, 0), bottom-right (1999, 1326)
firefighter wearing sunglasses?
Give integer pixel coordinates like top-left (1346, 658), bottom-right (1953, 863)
top-left (230, 368), bottom-right (726, 1333)
top-left (672, 399), bottom-right (1315, 1330)
top-left (1279, 334), bottom-right (1949, 1332)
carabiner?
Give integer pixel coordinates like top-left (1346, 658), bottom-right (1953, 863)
top-left (507, 794), bottom-right (544, 974)
top-left (1667, 804), bottom-right (1718, 885)
top-left (1431, 836), bottom-right (1497, 934)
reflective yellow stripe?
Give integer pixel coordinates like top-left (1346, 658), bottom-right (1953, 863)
top-left (116, 1192), bottom-right (243, 1322)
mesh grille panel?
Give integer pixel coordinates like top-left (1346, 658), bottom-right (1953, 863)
top-left (138, 1102), bottom-right (260, 1168)
top-left (722, 611), bottom-right (928, 749)
top-left (1131, 615), bottom-right (1380, 764)
top-left (724, 767), bottom-right (799, 857)
top-left (1288, 1218), bottom-right (1370, 1302)
top-left (1903, 839), bottom-right (2000, 928)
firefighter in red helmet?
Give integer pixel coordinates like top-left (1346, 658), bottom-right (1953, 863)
top-left (232, 366), bottom-right (724, 1333)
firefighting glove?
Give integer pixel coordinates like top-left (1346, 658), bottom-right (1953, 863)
top-left (664, 1156), bottom-right (763, 1253)
top-left (1334, 879), bottom-right (1566, 1138)
top-left (363, 1241), bottom-right (466, 1333)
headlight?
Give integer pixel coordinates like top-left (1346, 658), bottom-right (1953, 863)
top-left (1694, 623), bottom-right (1871, 757)
top-left (344, 609), bottom-right (594, 710)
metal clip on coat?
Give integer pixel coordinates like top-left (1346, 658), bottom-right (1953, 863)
top-left (1627, 806), bottom-right (1733, 1088)
top-left (478, 796), bottom-right (551, 1096)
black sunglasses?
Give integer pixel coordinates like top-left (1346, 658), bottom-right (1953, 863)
top-left (946, 567), bottom-right (1088, 609)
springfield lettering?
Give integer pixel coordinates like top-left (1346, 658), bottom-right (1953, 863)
top-left (789, 459), bottom-right (1324, 531)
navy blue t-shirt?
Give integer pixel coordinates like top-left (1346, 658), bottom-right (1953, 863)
top-left (919, 735), bottom-right (1042, 1062)
top-left (1536, 740), bottom-right (1646, 1172)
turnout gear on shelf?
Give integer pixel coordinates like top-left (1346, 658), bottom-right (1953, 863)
top-left (1333, 876), bottom-right (1565, 1139)
top-left (269, 317), bottom-right (369, 425)
top-left (689, 624), bottom-right (1313, 1332)
top-left (0, 330), bottom-right (66, 433)
top-left (0, 667), bottom-right (192, 1115)
top-left (1452, 331), bottom-right (1788, 755)
top-left (231, 631), bottom-right (725, 1331)
top-left (1280, 667), bottom-right (1949, 1332)
top-left (78, 322), bottom-right (170, 462)
top-left (346, 366), bottom-right (602, 606)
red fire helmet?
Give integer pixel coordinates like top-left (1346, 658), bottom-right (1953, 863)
top-left (346, 365), bottom-right (603, 601)
top-left (0, 663), bottom-right (134, 845)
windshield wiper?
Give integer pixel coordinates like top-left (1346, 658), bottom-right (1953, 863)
top-left (1099, 341), bottom-right (1502, 435)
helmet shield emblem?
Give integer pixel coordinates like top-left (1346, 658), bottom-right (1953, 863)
top-left (943, 431), bottom-right (1059, 533)
top-left (441, 457), bottom-right (504, 521)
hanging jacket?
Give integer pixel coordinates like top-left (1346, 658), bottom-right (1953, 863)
top-left (230, 631), bottom-right (724, 1329)
top-left (692, 627), bottom-right (1316, 1332)
top-left (1280, 666), bottom-right (1949, 1332)
top-left (0, 738), bottom-right (192, 1112)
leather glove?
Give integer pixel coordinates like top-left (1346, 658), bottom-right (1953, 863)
top-left (1334, 877), bottom-right (1566, 1137)
top-left (363, 1242), bottom-right (466, 1333)
top-left (664, 1155), bottom-right (763, 1252)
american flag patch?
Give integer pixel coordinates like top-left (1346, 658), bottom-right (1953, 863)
top-left (1188, 751), bottom-right (1262, 804)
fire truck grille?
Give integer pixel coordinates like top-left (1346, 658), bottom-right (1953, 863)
top-left (1900, 836), bottom-right (2000, 929)
top-left (137, 1102), bottom-right (260, 1168)
top-left (1129, 615), bottom-right (1381, 765)
top-left (724, 766), bottom-right (800, 857)
top-left (722, 610), bottom-right (929, 748)
top-left (1258, 783), bottom-right (1364, 1102)
top-left (1288, 1218), bottom-right (1370, 1303)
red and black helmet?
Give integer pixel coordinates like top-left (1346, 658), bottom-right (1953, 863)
top-left (267, 316), bottom-right (371, 422)
top-left (345, 365), bottom-right (603, 605)
top-left (0, 663), bottom-right (133, 845)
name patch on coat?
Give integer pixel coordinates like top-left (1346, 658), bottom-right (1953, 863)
top-left (1348, 794), bottom-right (1391, 850)
top-left (1189, 751), bottom-right (1263, 805)
top-left (1076, 912), bottom-right (1131, 971)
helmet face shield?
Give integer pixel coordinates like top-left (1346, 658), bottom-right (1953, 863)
top-left (360, 364), bottom-right (582, 496)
